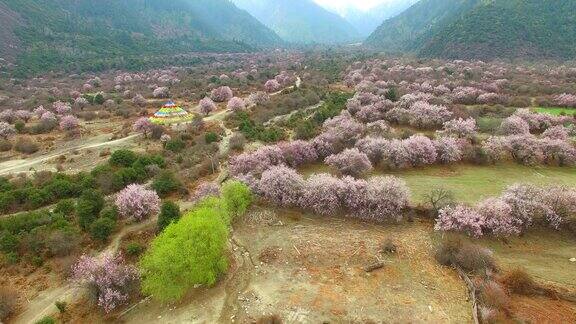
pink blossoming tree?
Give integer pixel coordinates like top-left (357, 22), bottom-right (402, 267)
top-left (115, 184), bottom-right (161, 221)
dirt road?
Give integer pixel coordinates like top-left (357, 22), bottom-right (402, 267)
top-left (0, 133), bottom-right (140, 175)
top-left (13, 217), bottom-right (156, 324)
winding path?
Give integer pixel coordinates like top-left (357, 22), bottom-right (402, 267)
top-left (13, 217), bottom-right (156, 324)
top-left (0, 134), bottom-right (140, 175)
top-left (12, 76), bottom-right (303, 323)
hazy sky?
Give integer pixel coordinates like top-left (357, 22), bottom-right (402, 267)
top-left (314, 0), bottom-right (393, 12)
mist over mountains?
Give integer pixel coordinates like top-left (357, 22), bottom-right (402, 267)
top-left (232, 0), bottom-right (360, 44)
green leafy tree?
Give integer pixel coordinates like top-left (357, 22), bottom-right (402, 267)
top-left (140, 209), bottom-right (228, 302)
top-left (76, 189), bottom-right (105, 230)
top-left (109, 149), bottom-right (137, 167)
top-left (54, 198), bottom-right (76, 218)
top-left (220, 181), bottom-right (252, 222)
top-left (164, 138), bottom-right (186, 153)
top-left (151, 171), bottom-right (181, 197)
top-left (89, 217), bottom-right (116, 241)
top-left (157, 201), bottom-right (181, 232)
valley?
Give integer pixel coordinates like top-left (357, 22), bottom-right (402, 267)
top-left (0, 1), bottom-right (575, 323)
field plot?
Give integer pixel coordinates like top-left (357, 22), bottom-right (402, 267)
top-left (123, 209), bottom-right (472, 323)
top-left (301, 163), bottom-right (576, 204)
top-left (388, 164), bottom-right (576, 204)
top-left (482, 229), bottom-right (576, 287)
top-left (533, 107), bottom-right (576, 116)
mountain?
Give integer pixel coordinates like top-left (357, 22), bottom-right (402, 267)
top-left (342, 0), bottom-right (419, 37)
top-left (419, 0), bottom-right (576, 60)
top-left (365, 0), bottom-right (479, 53)
top-left (232, 0), bottom-right (360, 44)
top-left (365, 0), bottom-right (576, 60)
top-left (0, 0), bottom-right (282, 75)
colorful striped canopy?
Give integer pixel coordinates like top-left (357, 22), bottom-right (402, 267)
top-left (150, 101), bottom-right (194, 125)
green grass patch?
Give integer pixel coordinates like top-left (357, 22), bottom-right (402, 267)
top-left (387, 164), bottom-right (576, 204)
top-left (532, 107), bottom-right (576, 116)
top-left (301, 163), bottom-right (576, 205)
top-left (481, 229), bottom-right (576, 287)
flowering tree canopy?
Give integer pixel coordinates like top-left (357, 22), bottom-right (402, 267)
top-left (227, 97), bottom-right (246, 112)
top-left (325, 148), bottom-right (373, 177)
top-left (115, 184), bottom-right (161, 221)
top-left (72, 253), bottom-right (137, 313)
top-left (0, 122), bottom-right (16, 139)
top-left (60, 115), bottom-right (80, 131)
top-left (199, 97), bottom-right (216, 115)
top-left (133, 117), bottom-right (154, 137)
top-left (211, 86), bottom-right (233, 102)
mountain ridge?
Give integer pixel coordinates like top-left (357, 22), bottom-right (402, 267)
top-left (364, 0), bottom-right (576, 60)
top-left (232, 0), bottom-right (360, 44)
top-left (0, 0), bottom-right (282, 75)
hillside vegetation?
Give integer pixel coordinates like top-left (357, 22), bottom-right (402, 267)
top-left (365, 0), bottom-right (576, 60)
top-left (0, 0), bottom-right (281, 75)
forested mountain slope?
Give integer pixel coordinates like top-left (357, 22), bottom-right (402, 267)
top-left (0, 0), bottom-right (282, 75)
top-left (365, 0), bottom-right (576, 60)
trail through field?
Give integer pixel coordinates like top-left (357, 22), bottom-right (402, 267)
top-left (0, 133), bottom-right (140, 175)
top-left (263, 100), bottom-right (324, 126)
top-left (13, 217), bottom-right (156, 324)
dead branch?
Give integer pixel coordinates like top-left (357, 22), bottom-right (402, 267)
top-left (364, 261), bottom-right (385, 272)
top-left (455, 266), bottom-right (480, 324)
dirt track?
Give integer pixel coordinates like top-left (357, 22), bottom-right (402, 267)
top-left (13, 217), bottom-right (156, 324)
top-left (0, 133), bottom-right (140, 175)
top-left (120, 210), bottom-right (473, 323)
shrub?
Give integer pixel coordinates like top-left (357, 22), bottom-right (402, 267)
top-left (157, 201), bottom-right (181, 232)
top-left (76, 189), bottom-right (105, 230)
top-left (125, 242), bottom-right (144, 257)
top-left (112, 167), bottom-right (140, 191)
top-left (164, 138), bottom-right (185, 152)
top-left (256, 314), bottom-right (283, 324)
top-left (54, 198), bottom-right (76, 218)
top-left (221, 180), bottom-right (252, 222)
top-left (45, 228), bottom-right (79, 257)
top-left (100, 205), bottom-right (118, 221)
top-left (0, 231), bottom-right (18, 253)
top-left (115, 184), bottom-right (160, 221)
top-left (35, 316), bottom-right (56, 324)
top-left (0, 140), bottom-right (12, 152)
top-left (455, 243), bottom-right (495, 273)
top-left (90, 217), bottom-right (116, 241)
top-left (55, 301), bottom-right (67, 313)
top-left (151, 171), bottom-right (181, 197)
top-left (109, 149), bottom-right (137, 167)
top-left (435, 237), bottom-right (494, 273)
top-left (229, 132), bottom-right (246, 151)
top-left (14, 137), bottom-right (39, 154)
top-left (501, 268), bottom-right (539, 295)
top-left (139, 209), bottom-right (229, 302)
top-left (204, 132), bottom-right (219, 144)
top-left (480, 281), bottom-right (510, 311)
